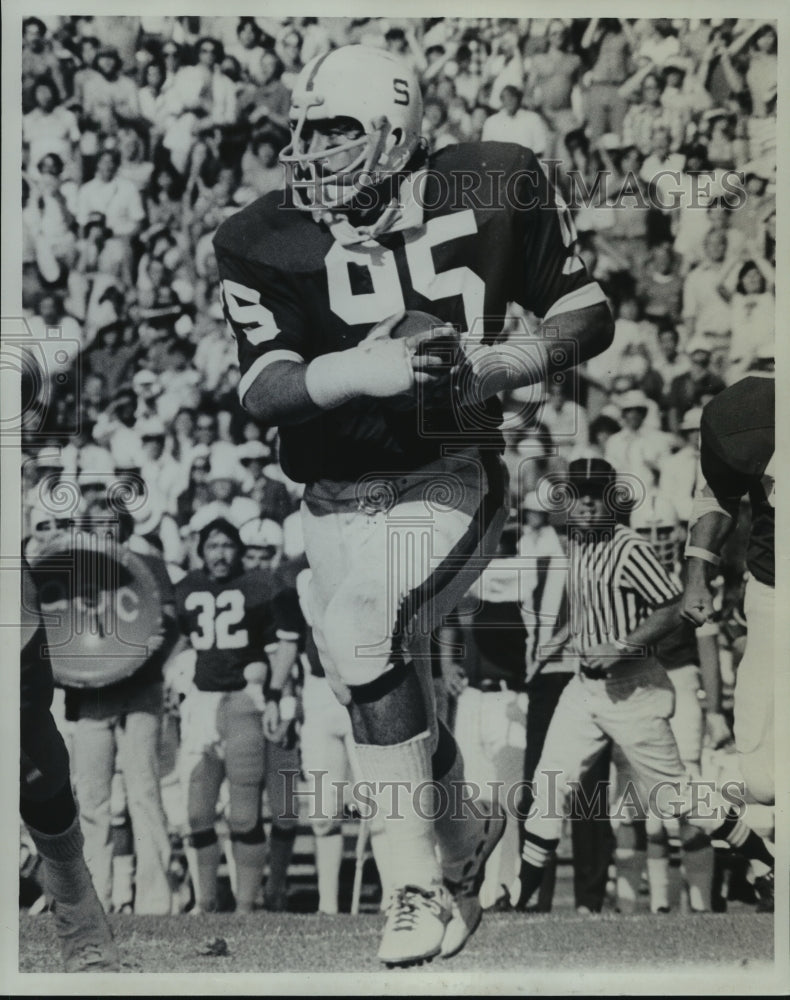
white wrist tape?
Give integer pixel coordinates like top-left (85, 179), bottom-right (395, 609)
top-left (304, 341), bottom-right (413, 409)
top-left (684, 544), bottom-right (721, 566)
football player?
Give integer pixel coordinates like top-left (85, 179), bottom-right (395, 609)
top-left (214, 44), bottom-right (614, 965)
top-left (681, 369), bottom-right (775, 908)
top-left (617, 491), bottom-right (727, 913)
top-left (20, 562), bottom-right (120, 972)
top-left (173, 518), bottom-right (302, 913)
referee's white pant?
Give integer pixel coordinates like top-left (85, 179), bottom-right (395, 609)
top-left (524, 659), bottom-right (695, 846)
top-left (734, 576), bottom-right (774, 805)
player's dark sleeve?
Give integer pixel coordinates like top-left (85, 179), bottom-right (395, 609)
top-left (214, 247), bottom-right (310, 410)
top-left (272, 579), bottom-right (303, 644)
top-left (512, 150), bottom-right (613, 364)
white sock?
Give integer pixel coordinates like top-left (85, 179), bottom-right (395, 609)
top-left (232, 840), bottom-right (266, 912)
top-left (354, 730), bottom-right (441, 890)
top-left (185, 841), bottom-right (220, 911)
top-left (315, 831), bottom-right (343, 914)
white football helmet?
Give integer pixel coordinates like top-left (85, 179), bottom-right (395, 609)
top-left (630, 491), bottom-right (681, 571)
top-left (280, 45), bottom-right (423, 213)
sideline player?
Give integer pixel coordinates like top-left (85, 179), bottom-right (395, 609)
top-left (681, 370), bottom-right (775, 906)
top-left (616, 492), bottom-right (727, 913)
top-left (214, 45), bottom-right (614, 964)
top-left (20, 562), bottom-right (120, 972)
top-left (510, 459), bottom-right (774, 910)
top-left (173, 518), bottom-right (301, 912)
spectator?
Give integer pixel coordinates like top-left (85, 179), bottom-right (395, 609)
top-left (666, 338), bottom-right (725, 433)
top-left (727, 22), bottom-right (777, 159)
top-left (277, 28), bottom-right (304, 91)
top-left (539, 381), bottom-right (589, 464)
top-left (524, 19), bottom-right (582, 164)
top-left (23, 79), bottom-right (81, 180)
top-left (621, 72), bottom-right (684, 156)
top-left (111, 128), bottom-right (151, 199)
top-left (656, 406), bottom-right (702, 524)
top-left (236, 131), bottom-right (285, 203)
top-left (236, 442), bottom-right (293, 524)
top-left (243, 51), bottom-right (292, 132)
top-left (22, 17), bottom-right (67, 112)
top-left (638, 243), bottom-right (684, 327)
top-left (650, 327), bottom-right (690, 409)
top-left (92, 386), bottom-right (143, 469)
top-left (81, 46), bottom-right (141, 137)
top-left (23, 154), bottom-right (79, 287)
top-left (604, 388), bottom-right (673, 487)
top-left (227, 18), bottom-right (270, 85)
top-left (580, 18), bottom-right (632, 143)
top-left (84, 318), bottom-right (138, 398)
top-left (143, 165), bottom-right (185, 233)
top-left (481, 85), bottom-right (549, 154)
top-left (720, 257), bottom-right (775, 384)
top-left (163, 37), bottom-right (237, 174)
top-left (175, 447), bottom-right (213, 527)
top-left (76, 148), bottom-right (146, 251)
top-left (681, 228), bottom-right (735, 345)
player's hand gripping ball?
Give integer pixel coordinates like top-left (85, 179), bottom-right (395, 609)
top-left (384, 310), bottom-right (460, 411)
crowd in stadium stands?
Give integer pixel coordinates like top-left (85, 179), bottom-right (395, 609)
top-left (20, 15), bottom-right (775, 916)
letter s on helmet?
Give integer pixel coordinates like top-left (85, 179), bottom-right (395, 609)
top-left (280, 45), bottom-right (423, 211)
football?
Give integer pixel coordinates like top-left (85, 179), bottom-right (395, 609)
top-left (385, 310), bottom-right (458, 410)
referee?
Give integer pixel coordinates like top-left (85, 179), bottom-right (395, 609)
top-left (509, 458), bottom-right (717, 910)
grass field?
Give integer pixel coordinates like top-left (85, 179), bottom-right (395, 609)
top-left (18, 907), bottom-right (774, 976)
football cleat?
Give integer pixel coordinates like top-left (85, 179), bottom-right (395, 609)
top-left (53, 885), bottom-right (120, 973)
top-left (441, 803), bottom-right (506, 959)
top-left (378, 883), bottom-right (452, 967)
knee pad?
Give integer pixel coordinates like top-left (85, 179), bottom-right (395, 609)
top-left (229, 820), bottom-right (266, 845)
top-left (186, 828), bottom-right (218, 849)
top-left (322, 587), bottom-right (390, 687)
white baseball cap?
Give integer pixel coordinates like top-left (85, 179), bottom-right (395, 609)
top-left (239, 518), bottom-right (284, 549)
top-left (679, 407), bottom-right (702, 432)
top-left (617, 389), bottom-right (650, 412)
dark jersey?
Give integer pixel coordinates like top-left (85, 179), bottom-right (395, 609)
top-left (175, 567), bottom-right (301, 692)
top-left (700, 376), bottom-right (774, 587)
top-left (214, 142), bottom-right (600, 484)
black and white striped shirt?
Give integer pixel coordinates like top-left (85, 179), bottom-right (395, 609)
top-left (568, 523), bottom-right (681, 653)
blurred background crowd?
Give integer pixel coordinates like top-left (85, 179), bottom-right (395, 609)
top-left (19, 15), bottom-right (775, 918)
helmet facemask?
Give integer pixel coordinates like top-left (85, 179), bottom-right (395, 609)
top-left (281, 101), bottom-right (401, 213)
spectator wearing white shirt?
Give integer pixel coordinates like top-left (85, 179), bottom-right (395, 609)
top-left (681, 228), bottom-right (735, 345)
top-left (23, 79), bottom-right (81, 180)
top-left (80, 46), bottom-right (140, 136)
top-left (482, 85), bottom-right (549, 155)
top-left (227, 18), bottom-right (271, 85)
top-left (651, 327), bottom-right (690, 405)
top-left (92, 388), bottom-right (144, 471)
top-left (163, 37), bottom-right (237, 174)
top-left (77, 148), bottom-right (145, 250)
top-left (656, 407), bottom-right (701, 524)
top-left (604, 389), bottom-right (673, 488)
top-left (539, 381), bottom-right (589, 464)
